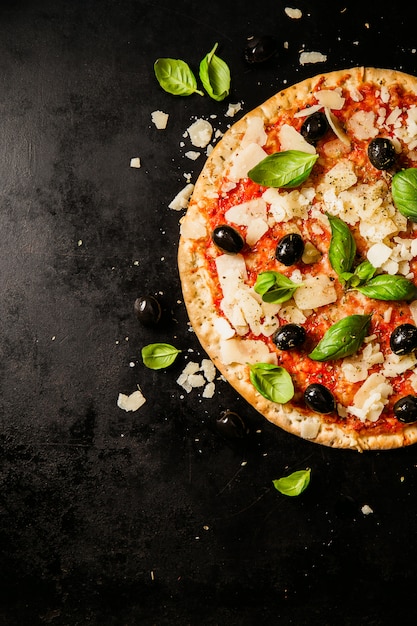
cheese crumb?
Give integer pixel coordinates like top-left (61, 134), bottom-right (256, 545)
top-left (187, 119), bottom-right (213, 148)
top-left (225, 102), bottom-right (243, 117)
top-left (285, 7), bottom-right (302, 19)
top-left (151, 110), bottom-right (169, 129)
top-left (130, 157), bottom-right (141, 168)
top-left (361, 504), bottom-right (374, 515)
top-left (299, 51), bottom-right (327, 65)
top-left (117, 388), bottom-right (146, 412)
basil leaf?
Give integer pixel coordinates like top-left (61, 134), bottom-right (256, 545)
top-left (254, 271), bottom-right (300, 303)
top-left (141, 343), bottom-right (181, 370)
top-left (273, 469), bottom-right (311, 497)
top-left (356, 274), bottom-right (417, 301)
top-left (199, 43), bottom-right (230, 102)
top-left (327, 215), bottom-right (356, 278)
top-left (392, 168), bottom-right (417, 221)
top-left (154, 58), bottom-right (204, 96)
top-left (309, 314), bottom-right (372, 361)
top-left (349, 259), bottom-right (376, 287)
top-left (248, 150), bottom-right (318, 188)
top-left (249, 363), bottom-right (294, 403)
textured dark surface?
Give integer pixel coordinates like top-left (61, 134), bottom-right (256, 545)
top-left (2, 1), bottom-right (417, 624)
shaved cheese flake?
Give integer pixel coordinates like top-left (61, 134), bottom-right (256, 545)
top-left (117, 388), bottom-right (146, 412)
top-left (228, 143), bottom-right (268, 182)
top-left (213, 316), bottom-right (235, 340)
top-left (315, 89), bottom-right (345, 110)
top-left (285, 7), bottom-right (302, 19)
top-left (220, 337), bottom-right (277, 365)
top-left (241, 116), bottom-right (267, 148)
top-left (294, 103), bottom-right (323, 118)
top-left (300, 418), bottom-right (320, 439)
top-left (347, 373), bottom-right (393, 422)
top-left (169, 183), bottom-right (194, 211)
top-left (130, 157), bottom-right (141, 168)
top-left (293, 275), bottom-right (337, 310)
top-left (278, 124), bottom-right (316, 154)
top-left (367, 242), bottom-right (392, 268)
top-left (324, 107), bottom-right (351, 145)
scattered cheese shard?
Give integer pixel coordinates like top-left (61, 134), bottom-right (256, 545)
top-left (225, 102), bottom-right (243, 117)
top-left (130, 157), bottom-right (141, 168)
top-left (117, 389), bottom-right (146, 412)
top-left (241, 116), bottom-right (267, 148)
top-left (187, 119), bottom-right (213, 148)
top-left (300, 418), bottom-right (320, 439)
top-left (151, 110), bottom-right (169, 129)
top-left (169, 183), bottom-right (194, 211)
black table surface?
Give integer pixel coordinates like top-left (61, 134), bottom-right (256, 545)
top-left (2, 1), bottom-right (417, 624)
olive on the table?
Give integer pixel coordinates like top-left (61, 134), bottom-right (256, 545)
top-left (216, 410), bottom-right (248, 439)
top-left (134, 295), bottom-right (162, 326)
top-left (304, 383), bottom-right (336, 414)
top-left (393, 395), bottom-right (417, 423)
top-left (275, 233), bottom-right (304, 266)
top-left (212, 225), bottom-right (244, 254)
top-left (367, 137), bottom-right (397, 170)
top-left (243, 35), bottom-right (278, 64)
top-left (272, 323), bottom-right (306, 350)
top-left (389, 323), bottom-right (417, 355)
top-left (300, 111), bottom-right (329, 144)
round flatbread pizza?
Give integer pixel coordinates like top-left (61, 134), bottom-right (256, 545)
top-left (178, 66), bottom-right (417, 451)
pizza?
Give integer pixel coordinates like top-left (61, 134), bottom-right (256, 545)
top-left (178, 66), bottom-right (417, 451)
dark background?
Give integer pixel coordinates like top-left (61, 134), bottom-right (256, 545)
top-left (1, 1), bottom-right (417, 624)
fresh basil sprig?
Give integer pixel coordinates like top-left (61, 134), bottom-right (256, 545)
top-left (254, 271), bottom-right (301, 303)
top-left (356, 274), bottom-right (417, 301)
top-left (327, 214), bottom-right (356, 279)
top-left (309, 314), bottom-right (372, 361)
top-left (248, 150), bottom-right (318, 188)
top-left (348, 259), bottom-right (376, 287)
top-left (141, 343), bottom-right (181, 370)
top-left (273, 469), bottom-right (311, 497)
top-left (249, 363), bottom-right (294, 403)
top-left (154, 58), bottom-right (204, 96)
top-left (392, 168), bottom-right (417, 221)
top-left (199, 43), bottom-right (230, 102)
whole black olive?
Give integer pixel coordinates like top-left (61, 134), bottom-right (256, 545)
top-left (304, 383), bottom-right (335, 414)
top-left (393, 395), bottom-right (417, 423)
top-left (275, 233), bottom-right (304, 266)
top-left (212, 225), bottom-right (244, 254)
top-left (389, 323), bottom-right (417, 355)
top-left (243, 35), bottom-right (278, 64)
top-left (367, 137), bottom-right (397, 170)
top-left (134, 295), bottom-right (162, 326)
top-left (216, 410), bottom-right (248, 439)
top-left (300, 111), bottom-right (329, 145)
top-left (272, 324), bottom-right (306, 350)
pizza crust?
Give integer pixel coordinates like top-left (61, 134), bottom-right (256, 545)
top-left (178, 67), bottom-right (417, 451)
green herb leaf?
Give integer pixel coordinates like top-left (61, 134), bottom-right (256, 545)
top-left (356, 274), bottom-right (417, 301)
top-left (327, 215), bottom-right (356, 278)
top-left (309, 314), bottom-right (372, 361)
top-left (392, 168), bottom-right (417, 221)
top-left (154, 58), bottom-right (204, 96)
top-left (141, 343), bottom-right (181, 369)
top-left (349, 260), bottom-right (376, 287)
top-left (248, 150), bottom-right (318, 188)
top-left (254, 271), bottom-right (301, 303)
top-left (249, 363), bottom-right (294, 403)
top-left (273, 469), bottom-right (311, 497)
top-left (199, 43), bottom-right (230, 101)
